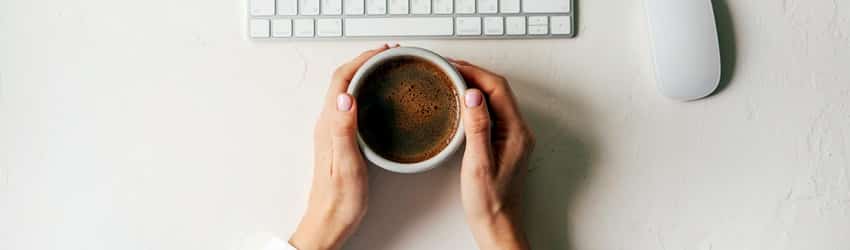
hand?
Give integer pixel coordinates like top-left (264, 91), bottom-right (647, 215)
top-left (451, 59), bottom-right (535, 250)
top-left (289, 44), bottom-right (392, 250)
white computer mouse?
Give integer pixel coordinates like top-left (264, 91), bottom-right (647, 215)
top-left (646, 0), bottom-right (721, 101)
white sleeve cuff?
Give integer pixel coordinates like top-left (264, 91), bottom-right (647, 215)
top-left (262, 237), bottom-right (297, 250)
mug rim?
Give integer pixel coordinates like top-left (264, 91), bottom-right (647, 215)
top-left (347, 47), bottom-right (467, 174)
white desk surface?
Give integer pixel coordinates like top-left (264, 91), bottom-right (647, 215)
top-left (2, 0), bottom-right (850, 249)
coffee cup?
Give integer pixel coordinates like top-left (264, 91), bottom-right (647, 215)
top-left (347, 47), bottom-right (466, 174)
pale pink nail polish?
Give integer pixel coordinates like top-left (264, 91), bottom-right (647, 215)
top-left (465, 91), bottom-right (482, 108)
top-left (337, 94), bottom-right (352, 111)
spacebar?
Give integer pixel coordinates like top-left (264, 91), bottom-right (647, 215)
top-left (345, 17), bottom-right (454, 37)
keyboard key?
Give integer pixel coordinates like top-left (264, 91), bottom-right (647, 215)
top-left (550, 16), bottom-right (571, 35)
top-left (478, 0), bottom-right (497, 13)
top-left (500, 0), bottom-right (519, 13)
top-left (389, 0), bottom-right (409, 14)
top-left (456, 0), bottom-right (474, 14)
top-left (528, 26), bottom-right (547, 35)
top-left (523, 0), bottom-right (570, 13)
top-left (250, 19), bottom-right (271, 37)
top-left (411, 0), bottom-right (430, 14)
top-left (528, 15), bottom-right (547, 35)
top-left (277, 0), bottom-right (297, 15)
top-left (272, 19), bottom-right (293, 37)
top-left (294, 19), bottom-right (315, 37)
top-left (300, 0), bottom-right (319, 15)
top-left (367, 0), bottom-right (387, 14)
top-left (346, 0), bottom-right (365, 14)
top-left (528, 25), bottom-right (547, 35)
top-left (433, 0), bottom-right (452, 14)
top-left (346, 17), bottom-right (453, 36)
top-left (323, 0), bottom-right (342, 14)
top-left (317, 19), bottom-right (342, 36)
top-left (528, 16), bottom-right (547, 25)
top-left (483, 16), bottom-right (503, 35)
top-left (505, 16), bottom-right (525, 35)
top-left (456, 17), bottom-right (481, 35)
top-left (251, 0), bottom-right (275, 16)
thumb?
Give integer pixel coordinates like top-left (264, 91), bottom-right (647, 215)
top-left (331, 93), bottom-right (365, 176)
top-left (461, 89), bottom-right (494, 174)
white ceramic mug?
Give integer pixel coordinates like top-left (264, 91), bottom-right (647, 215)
top-left (347, 47), bottom-right (467, 174)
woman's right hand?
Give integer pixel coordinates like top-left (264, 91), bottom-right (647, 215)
top-left (451, 59), bottom-right (535, 250)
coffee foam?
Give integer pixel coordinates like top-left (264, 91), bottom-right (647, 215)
top-left (357, 57), bottom-right (459, 163)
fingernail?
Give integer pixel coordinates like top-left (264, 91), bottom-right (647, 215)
top-left (337, 94), bottom-right (352, 111)
top-left (465, 90), bottom-right (482, 108)
top-left (393, 43), bottom-right (400, 47)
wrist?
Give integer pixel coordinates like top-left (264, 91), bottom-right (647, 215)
top-left (467, 212), bottom-right (530, 250)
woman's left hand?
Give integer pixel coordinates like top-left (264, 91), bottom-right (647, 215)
top-left (289, 44), bottom-right (392, 250)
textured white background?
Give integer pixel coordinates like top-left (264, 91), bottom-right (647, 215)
top-left (2, 0), bottom-right (850, 249)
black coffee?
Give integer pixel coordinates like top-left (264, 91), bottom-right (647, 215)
top-left (357, 57), bottom-right (459, 163)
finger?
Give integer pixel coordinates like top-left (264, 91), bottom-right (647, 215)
top-left (331, 93), bottom-right (366, 177)
top-left (447, 58), bottom-right (471, 66)
top-left (453, 63), bottom-right (524, 126)
top-left (461, 89), bottom-right (495, 176)
top-left (452, 61), bottom-right (506, 95)
top-left (327, 44), bottom-right (391, 96)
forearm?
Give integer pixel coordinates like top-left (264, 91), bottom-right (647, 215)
top-left (468, 213), bottom-right (530, 250)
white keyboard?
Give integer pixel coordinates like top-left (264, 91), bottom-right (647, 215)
top-left (247, 0), bottom-right (574, 40)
